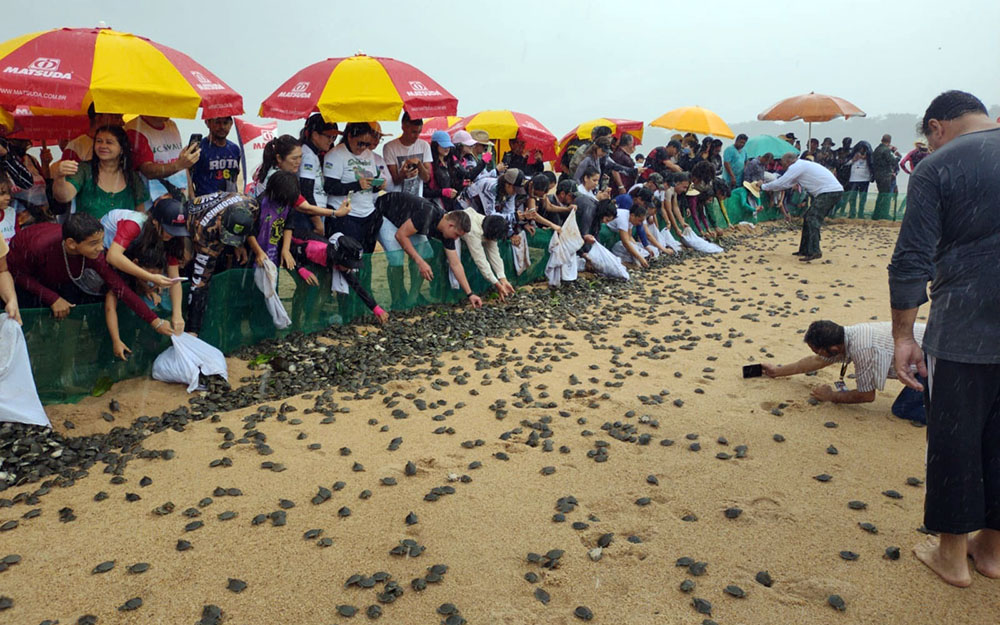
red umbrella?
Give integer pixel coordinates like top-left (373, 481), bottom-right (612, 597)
top-left (0, 27), bottom-right (243, 118)
top-left (2, 106), bottom-right (89, 144)
top-left (260, 54), bottom-right (458, 122)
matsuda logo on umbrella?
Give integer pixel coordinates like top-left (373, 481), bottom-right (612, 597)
top-left (3, 57), bottom-right (72, 79)
top-left (405, 81), bottom-right (441, 98)
top-left (190, 70), bottom-right (224, 92)
top-left (278, 81), bottom-right (311, 99)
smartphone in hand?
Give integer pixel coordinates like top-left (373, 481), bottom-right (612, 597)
top-left (188, 133), bottom-right (203, 149)
top-left (742, 364), bottom-right (763, 379)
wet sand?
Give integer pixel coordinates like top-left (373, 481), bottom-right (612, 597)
top-left (5, 221), bottom-right (997, 625)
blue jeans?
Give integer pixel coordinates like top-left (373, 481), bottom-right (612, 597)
top-left (891, 374), bottom-right (927, 425)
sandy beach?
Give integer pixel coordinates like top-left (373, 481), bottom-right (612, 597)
top-left (3, 221), bottom-right (997, 625)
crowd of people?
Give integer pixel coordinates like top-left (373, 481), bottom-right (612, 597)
top-left (0, 105), bottom-right (928, 359)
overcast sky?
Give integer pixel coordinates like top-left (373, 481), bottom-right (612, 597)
top-left (7, 0), bottom-right (1000, 143)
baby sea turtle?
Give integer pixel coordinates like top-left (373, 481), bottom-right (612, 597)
top-left (847, 500), bottom-right (867, 510)
top-left (859, 522), bottom-right (878, 534)
top-left (826, 445), bottom-right (839, 455)
top-left (574, 605), bottom-right (594, 621)
top-left (906, 477), bottom-right (924, 487)
top-left (692, 597), bottom-right (713, 615)
top-left (92, 560), bottom-right (115, 574)
top-left (689, 561), bottom-right (708, 576)
top-left (884, 546), bottom-right (901, 560)
top-left (366, 605), bottom-right (382, 619)
top-left (813, 474), bottom-right (833, 483)
top-left (839, 551), bottom-right (859, 561)
top-left (828, 594), bottom-right (846, 611)
top-left (534, 588), bottom-right (551, 604)
top-left (176, 540), bottom-right (192, 551)
top-left (724, 585), bottom-right (746, 598)
top-left (755, 570), bottom-right (773, 587)
top-left (772, 434), bottom-right (786, 443)
top-left (118, 597), bottom-right (143, 611)
top-left (680, 579), bottom-right (696, 593)
top-left (227, 578), bottom-right (247, 593)
top-left (336, 604), bottom-right (357, 617)
top-left (411, 578), bottom-right (428, 591)
top-left (724, 507), bottom-right (742, 519)
top-left (127, 562), bottom-right (150, 574)
top-left (882, 489), bottom-right (903, 499)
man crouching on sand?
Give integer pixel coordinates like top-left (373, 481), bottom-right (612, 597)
top-left (761, 320), bottom-right (927, 423)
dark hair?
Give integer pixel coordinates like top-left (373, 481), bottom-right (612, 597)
top-left (444, 210), bottom-right (472, 234)
top-left (691, 161), bottom-right (715, 184)
top-left (591, 126), bottom-right (613, 140)
top-left (635, 152), bottom-right (645, 160)
top-left (628, 204), bottom-right (646, 218)
top-left (265, 170), bottom-right (302, 208)
top-left (760, 152), bottom-right (774, 162)
top-left (91, 125), bottom-right (133, 180)
top-left (666, 140), bottom-right (682, 151)
top-left (300, 113), bottom-right (337, 147)
top-left (618, 133), bottom-right (634, 147)
top-left (804, 320), bottom-right (845, 351)
top-left (633, 187), bottom-right (654, 205)
top-left (540, 171), bottom-right (557, 187)
top-left (668, 171), bottom-right (690, 185)
top-left (256, 134), bottom-right (300, 183)
top-left (595, 199), bottom-right (617, 221)
top-left (339, 122), bottom-right (373, 148)
top-left (63, 212), bottom-right (103, 242)
top-left (735, 133), bottom-right (748, 142)
top-left (401, 112), bottom-right (423, 126)
top-left (126, 211), bottom-right (187, 269)
top-left (87, 103), bottom-right (97, 122)
top-left (482, 214), bottom-right (508, 241)
top-left (530, 176), bottom-right (550, 192)
top-left (921, 90), bottom-right (988, 135)
top-left (556, 179), bottom-right (577, 196)
top-left (0, 172), bottom-right (11, 194)
top-left (580, 166), bottom-right (600, 180)
top-left (430, 140), bottom-right (453, 162)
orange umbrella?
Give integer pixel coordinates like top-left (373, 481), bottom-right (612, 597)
top-left (757, 92), bottom-right (865, 141)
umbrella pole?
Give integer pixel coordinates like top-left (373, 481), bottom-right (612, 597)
top-left (807, 122), bottom-right (812, 145)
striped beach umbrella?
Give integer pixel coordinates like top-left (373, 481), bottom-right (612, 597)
top-left (650, 106), bottom-right (735, 139)
top-left (260, 54), bottom-right (458, 123)
top-left (418, 116), bottom-right (463, 142)
top-left (0, 26), bottom-right (243, 118)
top-left (450, 110), bottom-right (558, 161)
top-left (557, 118), bottom-right (644, 155)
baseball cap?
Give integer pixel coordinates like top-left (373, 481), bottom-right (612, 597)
top-left (452, 130), bottom-right (477, 147)
top-left (330, 235), bottom-right (364, 270)
top-left (502, 168), bottom-right (525, 187)
top-left (647, 172), bottom-right (665, 187)
top-left (431, 130), bottom-right (454, 148)
top-left (614, 194), bottom-right (633, 210)
top-left (470, 129), bottom-right (491, 145)
top-left (220, 203), bottom-right (255, 247)
top-left (150, 197), bottom-right (190, 237)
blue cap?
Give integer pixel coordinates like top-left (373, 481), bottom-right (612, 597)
top-left (614, 194), bottom-right (633, 210)
top-left (431, 130), bottom-right (454, 148)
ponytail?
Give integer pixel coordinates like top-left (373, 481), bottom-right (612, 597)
top-left (256, 134), bottom-right (301, 183)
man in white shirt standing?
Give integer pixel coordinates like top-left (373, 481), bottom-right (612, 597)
top-left (760, 153), bottom-right (843, 261)
top-left (383, 112), bottom-right (432, 197)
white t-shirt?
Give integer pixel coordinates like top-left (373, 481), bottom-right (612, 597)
top-left (100, 209), bottom-right (146, 249)
top-left (0, 207), bottom-right (16, 244)
top-left (577, 184), bottom-right (597, 200)
top-left (849, 159), bottom-right (871, 183)
top-left (323, 143), bottom-right (379, 217)
top-left (299, 144), bottom-right (326, 208)
top-left (126, 117), bottom-right (188, 199)
top-left (63, 134), bottom-right (94, 161)
top-left (610, 208), bottom-right (632, 233)
top-left (383, 138), bottom-right (432, 196)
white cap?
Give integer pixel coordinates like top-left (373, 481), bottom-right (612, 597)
top-left (451, 130), bottom-right (477, 147)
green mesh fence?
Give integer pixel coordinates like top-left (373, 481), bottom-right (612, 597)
top-left (22, 193), bottom-right (906, 405)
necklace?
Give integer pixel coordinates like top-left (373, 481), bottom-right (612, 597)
top-left (62, 242), bottom-right (85, 281)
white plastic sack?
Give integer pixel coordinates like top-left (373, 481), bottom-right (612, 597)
top-left (612, 240), bottom-right (650, 264)
top-left (545, 209), bottom-right (584, 286)
top-left (253, 259), bottom-right (291, 330)
top-left (680, 226), bottom-right (724, 254)
top-left (0, 315), bottom-right (50, 427)
top-left (511, 233), bottom-right (531, 276)
top-left (657, 227), bottom-right (683, 253)
top-left (152, 333), bottom-right (228, 393)
top-left (586, 242), bottom-right (630, 280)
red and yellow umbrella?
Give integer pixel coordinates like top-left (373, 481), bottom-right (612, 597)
top-left (450, 110), bottom-right (558, 161)
top-left (260, 54), bottom-right (458, 123)
top-left (557, 117), bottom-right (643, 156)
top-left (418, 116), bottom-right (463, 142)
top-left (0, 27), bottom-right (243, 118)
top-left (0, 106), bottom-right (89, 143)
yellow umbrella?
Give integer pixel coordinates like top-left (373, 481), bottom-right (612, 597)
top-left (451, 110), bottom-right (558, 161)
top-left (557, 118), bottom-right (644, 155)
top-left (650, 106), bottom-right (734, 139)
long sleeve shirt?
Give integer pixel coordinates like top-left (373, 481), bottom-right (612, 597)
top-left (888, 127), bottom-right (1000, 364)
top-left (1, 151), bottom-right (33, 190)
top-left (7, 222), bottom-right (156, 323)
top-left (760, 159), bottom-right (843, 195)
top-left (460, 207), bottom-right (506, 285)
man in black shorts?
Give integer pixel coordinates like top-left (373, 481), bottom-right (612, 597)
top-left (375, 192), bottom-right (482, 308)
top-left (889, 90), bottom-right (1000, 587)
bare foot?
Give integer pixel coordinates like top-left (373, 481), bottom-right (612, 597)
top-left (968, 532), bottom-right (1000, 578)
top-left (914, 538), bottom-right (972, 587)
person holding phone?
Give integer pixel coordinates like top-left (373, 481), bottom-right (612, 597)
top-left (323, 123), bottom-right (386, 252)
top-left (126, 115), bottom-right (200, 202)
top-left (189, 117), bottom-right (241, 196)
top-left (759, 320), bottom-right (927, 422)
